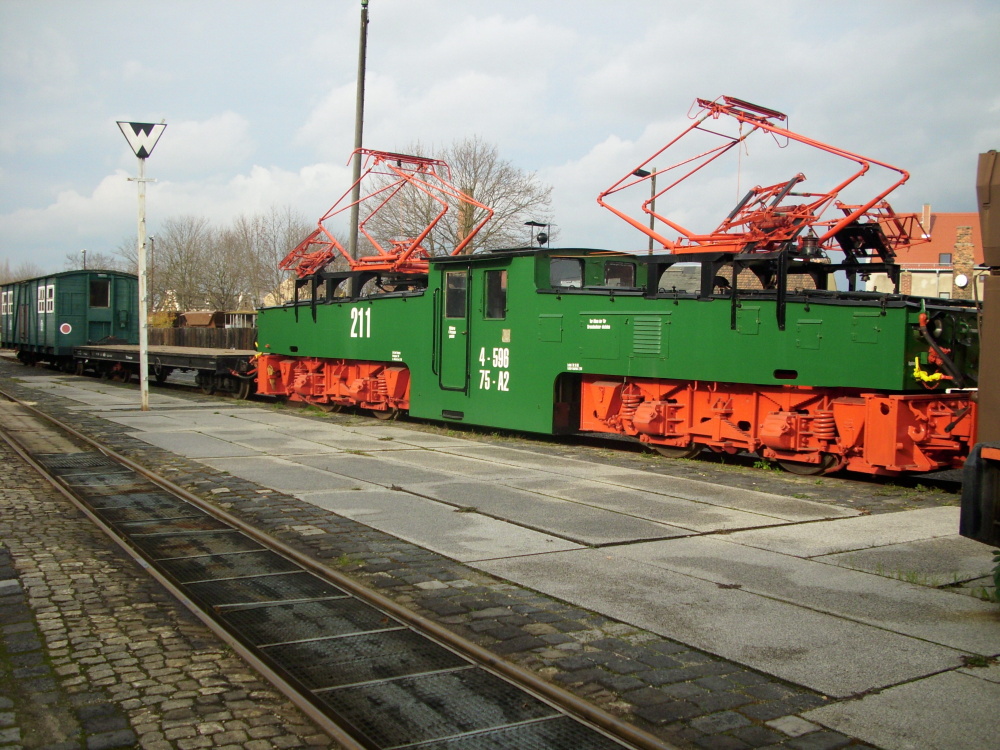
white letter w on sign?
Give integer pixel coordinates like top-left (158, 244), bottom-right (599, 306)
top-left (117, 121), bottom-right (166, 159)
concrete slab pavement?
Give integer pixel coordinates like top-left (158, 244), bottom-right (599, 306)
top-left (10, 370), bottom-right (1000, 749)
top-left (507, 476), bottom-right (798, 533)
top-left (471, 547), bottom-right (966, 698)
top-left (722, 506), bottom-right (961, 557)
top-left (131, 430), bottom-right (261, 458)
top-left (201, 455), bottom-right (379, 493)
top-left (616, 535), bottom-right (1000, 655)
top-left (819, 534), bottom-right (996, 585)
top-left (803, 668), bottom-right (1000, 750)
top-left (304, 488), bottom-right (583, 561)
top-left (595, 469), bottom-right (862, 521)
top-left (412, 479), bottom-right (690, 545)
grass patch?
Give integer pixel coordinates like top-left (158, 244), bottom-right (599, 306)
top-left (752, 458), bottom-right (782, 472)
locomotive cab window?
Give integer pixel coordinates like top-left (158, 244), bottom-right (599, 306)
top-left (550, 258), bottom-right (583, 288)
top-left (484, 270), bottom-right (507, 319)
top-left (90, 279), bottom-right (111, 308)
top-left (604, 262), bottom-right (635, 288)
top-left (445, 272), bottom-right (467, 318)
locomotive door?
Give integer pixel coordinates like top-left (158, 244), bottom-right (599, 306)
top-left (87, 274), bottom-right (113, 341)
top-left (438, 267), bottom-right (470, 391)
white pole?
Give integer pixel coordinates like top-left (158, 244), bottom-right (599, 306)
top-left (137, 156), bottom-right (150, 411)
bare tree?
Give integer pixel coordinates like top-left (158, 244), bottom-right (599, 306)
top-left (111, 235), bottom-right (140, 275)
top-left (62, 249), bottom-right (130, 272)
top-left (203, 226), bottom-right (252, 311)
top-left (155, 216), bottom-right (212, 310)
top-left (362, 137), bottom-right (553, 255)
top-left (232, 206), bottom-right (316, 308)
top-left (1, 259), bottom-right (45, 282)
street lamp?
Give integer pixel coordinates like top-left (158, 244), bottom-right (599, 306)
top-left (525, 220), bottom-right (549, 248)
top-left (633, 167), bottom-right (657, 253)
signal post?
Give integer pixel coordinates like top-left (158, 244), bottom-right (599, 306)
top-left (117, 121), bottom-right (166, 411)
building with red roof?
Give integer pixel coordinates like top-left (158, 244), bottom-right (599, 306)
top-left (878, 206), bottom-right (985, 299)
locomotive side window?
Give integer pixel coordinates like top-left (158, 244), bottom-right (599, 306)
top-left (604, 262), bottom-right (635, 288)
top-left (484, 270), bottom-right (507, 319)
top-left (550, 258), bottom-right (583, 288)
top-left (90, 279), bottom-right (110, 308)
top-left (658, 263), bottom-right (702, 294)
top-left (445, 272), bottom-right (467, 318)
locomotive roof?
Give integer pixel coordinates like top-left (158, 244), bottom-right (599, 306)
top-left (430, 247), bottom-right (647, 265)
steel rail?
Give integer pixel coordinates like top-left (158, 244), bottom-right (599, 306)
top-left (0, 396), bottom-right (367, 750)
top-left (0, 387), bottom-right (675, 750)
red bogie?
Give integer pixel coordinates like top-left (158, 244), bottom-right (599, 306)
top-left (257, 354), bottom-right (410, 414)
top-left (580, 375), bottom-right (976, 475)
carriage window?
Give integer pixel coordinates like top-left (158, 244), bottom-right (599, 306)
top-left (484, 270), bottom-right (507, 319)
top-left (90, 279), bottom-right (111, 308)
top-left (45, 284), bottom-right (55, 313)
top-left (550, 258), bottom-right (583, 288)
top-left (445, 272), bottom-right (467, 318)
top-left (37, 286), bottom-right (45, 313)
top-left (604, 262), bottom-right (635, 287)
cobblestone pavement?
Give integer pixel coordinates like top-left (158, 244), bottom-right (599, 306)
top-left (0, 359), bottom-right (948, 749)
top-left (0, 435), bottom-right (337, 750)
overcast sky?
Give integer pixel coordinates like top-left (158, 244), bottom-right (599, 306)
top-left (2, 0), bottom-right (998, 273)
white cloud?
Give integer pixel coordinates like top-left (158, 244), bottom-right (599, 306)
top-left (136, 112), bottom-right (256, 178)
top-left (0, 160), bottom-right (352, 268)
top-left (122, 60), bottom-right (174, 85)
top-left (2, 0), bottom-right (999, 273)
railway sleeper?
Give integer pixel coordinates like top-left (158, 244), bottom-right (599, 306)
top-left (580, 375), bottom-right (976, 476)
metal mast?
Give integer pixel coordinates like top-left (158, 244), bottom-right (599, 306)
top-left (347, 0), bottom-right (369, 260)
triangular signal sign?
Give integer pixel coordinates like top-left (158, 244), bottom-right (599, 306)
top-left (117, 121), bottom-right (166, 159)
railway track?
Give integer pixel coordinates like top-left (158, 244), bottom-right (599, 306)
top-left (0, 389), bottom-right (671, 750)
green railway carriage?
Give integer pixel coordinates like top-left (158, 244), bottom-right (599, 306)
top-left (256, 248), bottom-right (979, 475)
top-left (1, 270), bottom-right (138, 366)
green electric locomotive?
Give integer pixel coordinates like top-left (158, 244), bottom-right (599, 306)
top-left (255, 100), bottom-right (980, 476)
top-left (256, 246), bottom-right (977, 476)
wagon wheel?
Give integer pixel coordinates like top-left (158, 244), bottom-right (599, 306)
top-left (198, 374), bottom-right (216, 395)
top-left (371, 407), bottom-right (399, 421)
top-left (652, 442), bottom-right (702, 460)
top-left (236, 378), bottom-right (254, 400)
top-left (776, 453), bottom-right (840, 476)
top-left (74, 360), bottom-right (85, 377)
top-left (153, 366), bottom-right (172, 384)
top-left (317, 402), bottom-right (343, 413)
